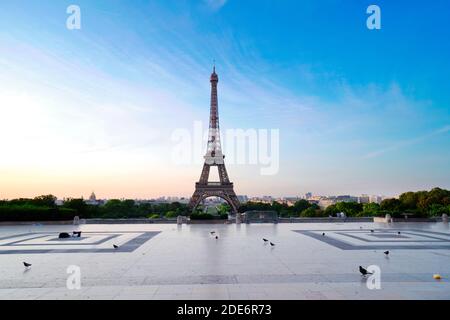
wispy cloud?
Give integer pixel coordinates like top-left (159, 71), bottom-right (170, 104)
top-left (363, 125), bottom-right (450, 159)
top-left (204, 0), bottom-right (228, 11)
top-left (1, 1), bottom-right (449, 198)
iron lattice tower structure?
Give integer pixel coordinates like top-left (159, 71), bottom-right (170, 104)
top-left (189, 67), bottom-right (240, 213)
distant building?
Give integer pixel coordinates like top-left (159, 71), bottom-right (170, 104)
top-left (237, 195), bottom-right (248, 203)
top-left (178, 197), bottom-right (190, 204)
top-left (358, 194), bottom-right (370, 204)
top-left (146, 196), bottom-right (190, 204)
top-left (309, 195), bottom-right (322, 201)
top-left (305, 192), bottom-right (312, 200)
top-left (203, 197), bottom-right (225, 205)
top-left (369, 195), bottom-right (382, 204)
top-left (167, 196), bottom-right (189, 203)
top-left (248, 196), bottom-right (273, 204)
top-left (283, 197), bottom-right (300, 206)
top-left (85, 191), bottom-right (102, 206)
top-left (336, 195), bottom-right (358, 203)
top-left (318, 198), bottom-right (337, 209)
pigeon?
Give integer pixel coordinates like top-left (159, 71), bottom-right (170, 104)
top-left (384, 251), bottom-right (390, 255)
top-left (322, 233), bottom-right (326, 236)
top-left (263, 238), bottom-right (269, 242)
top-left (359, 266), bottom-right (372, 276)
top-left (113, 244), bottom-right (119, 249)
top-left (398, 231), bottom-right (401, 235)
top-left (270, 242), bottom-right (275, 246)
top-left (59, 232), bottom-right (71, 239)
top-left (23, 262), bottom-right (32, 268)
top-left (210, 231), bottom-right (216, 235)
top-left (215, 236), bottom-right (219, 240)
top-left (370, 230), bottom-right (374, 233)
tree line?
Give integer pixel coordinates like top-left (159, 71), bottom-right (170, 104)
top-left (240, 187), bottom-right (450, 218)
top-left (0, 187), bottom-right (449, 221)
top-left (0, 196), bottom-right (191, 221)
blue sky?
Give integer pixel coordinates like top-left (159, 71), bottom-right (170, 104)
top-left (0, 0), bottom-right (449, 199)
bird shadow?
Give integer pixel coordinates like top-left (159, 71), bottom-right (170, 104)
top-left (23, 268), bottom-right (31, 274)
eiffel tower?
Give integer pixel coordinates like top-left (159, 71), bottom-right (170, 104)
top-left (189, 66), bottom-right (240, 214)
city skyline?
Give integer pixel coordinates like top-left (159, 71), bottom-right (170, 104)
top-left (0, 189), bottom-right (426, 203)
top-left (1, 0), bottom-right (449, 199)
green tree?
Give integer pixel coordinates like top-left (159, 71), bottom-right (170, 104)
top-left (333, 202), bottom-right (363, 217)
top-left (165, 211), bottom-right (177, 218)
top-left (217, 203), bottom-right (231, 215)
top-left (239, 201), bottom-right (273, 212)
top-left (32, 195), bottom-right (57, 207)
top-left (271, 201), bottom-right (288, 213)
top-left (63, 198), bottom-right (88, 216)
top-left (102, 199), bottom-right (139, 218)
top-left (380, 198), bottom-right (402, 213)
top-left (399, 192), bottom-right (418, 210)
top-left (429, 204), bottom-right (448, 217)
top-left (362, 203), bottom-right (381, 216)
top-left (324, 204), bottom-right (338, 216)
top-left (293, 200), bottom-right (310, 213)
top-left (300, 207), bottom-right (325, 217)
top-left (279, 208), bottom-right (290, 218)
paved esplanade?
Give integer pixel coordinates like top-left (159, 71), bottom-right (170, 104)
top-left (0, 222), bottom-right (449, 299)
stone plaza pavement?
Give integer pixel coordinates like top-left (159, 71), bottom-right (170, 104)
top-left (0, 222), bottom-right (449, 300)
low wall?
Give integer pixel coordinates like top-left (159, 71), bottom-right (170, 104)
top-left (278, 217), bottom-right (373, 223)
top-left (0, 220), bottom-right (74, 225)
top-left (377, 217), bottom-right (439, 223)
top-left (187, 219), bottom-right (229, 224)
top-left (0, 217), bottom-right (443, 225)
top-left (85, 218), bottom-right (177, 224)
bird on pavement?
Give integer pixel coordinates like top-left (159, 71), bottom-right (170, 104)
top-left (270, 242), bottom-right (275, 247)
top-left (23, 262), bottom-right (32, 268)
top-left (113, 244), bottom-right (119, 249)
top-left (384, 251), bottom-right (390, 255)
top-left (370, 230), bottom-right (374, 233)
top-left (73, 231), bottom-right (82, 238)
top-left (322, 233), bottom-right (326, 236)
top-left (263, 238), bottom-right (269, 242)
top-left (210, 231), bottom-right (216, 235)
top-left (215, 236), bottom-right (219, 240)
top-left (359, 266), bottom-right (372, 276)
top-left (398, 231), bottom-right (401, 235)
